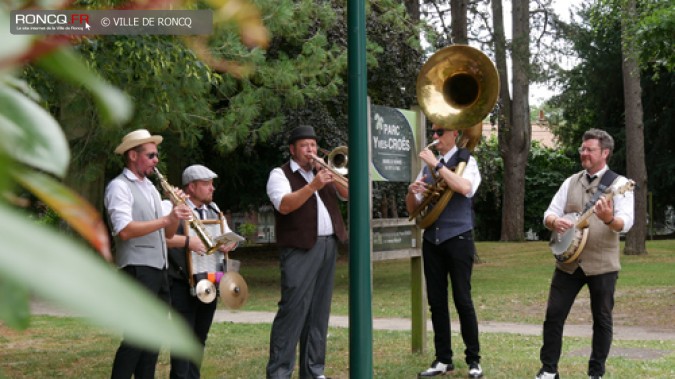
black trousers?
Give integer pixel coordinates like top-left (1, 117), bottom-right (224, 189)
top-left (111, 265), bottom-right (170, 379)
top-left (169, 279), bottom-right (217, 379)
top-left (422, 234), bottom-right (480, 365)
top-left (539, 267), bottom-right (618, 376)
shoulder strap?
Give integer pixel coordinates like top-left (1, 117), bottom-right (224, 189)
top-left (599, 169), bottom-right (618, 189)
top-left (581, 170), bottom-right (618, 213)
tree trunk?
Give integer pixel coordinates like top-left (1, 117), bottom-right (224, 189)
top-left (621, 0), bottom-right (648, 255)
top-left (496, 0), bottom-right (531, 241)
top-left (450, 0), bottom-right (468, 44)
top-left (404, 0), bottom-right (420, 22)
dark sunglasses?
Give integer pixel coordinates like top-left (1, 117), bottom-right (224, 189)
top-left (145, 152), bottom-right (159, 159)
top-left (432, 129), bottom-right (446, 137)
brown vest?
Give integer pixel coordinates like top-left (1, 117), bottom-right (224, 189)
top-left (556, 171), bottom-right (621, 275)
top-left (274, 162), bottom-right (348, 249)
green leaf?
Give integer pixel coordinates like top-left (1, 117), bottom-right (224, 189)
top-left (36, 48), bottom-right (133, 125)
top-left (0, 84), bottom-right (70, 177)
top-left (0, 10), bottom-right (34, 64)
top-left (0, 275), bottom-right (31, 330)
top-left (12, 169), bottom-right (111, 260)
top-left (0, 203), bottom-right (201, 361)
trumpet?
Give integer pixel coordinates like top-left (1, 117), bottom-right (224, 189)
top-left (308, 146), bottom-right (349, 190)
top-left (154, 167), bottom-right (220, 255)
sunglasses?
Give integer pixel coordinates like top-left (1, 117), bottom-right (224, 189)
top-left (145, 152), bottom-right (159, 159)
top-left (432, 129), bottom-right (446, 137)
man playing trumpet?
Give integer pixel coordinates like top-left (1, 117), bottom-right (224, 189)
top-left (406, 125), bottom-right (484, 379)
top-left (104, 129), bottom-right (193, 379)
top-left (265, 125), bottom-right (348, 379)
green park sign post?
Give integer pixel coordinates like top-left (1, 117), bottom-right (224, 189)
top-left (369, 103), bottom-right (427, 354)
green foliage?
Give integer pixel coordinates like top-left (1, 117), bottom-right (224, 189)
top-left (524, 141), bottom-right (577, 238)
top-left (238, 222), bottom-right (257, 237)
top-left (549, 1), bottom-right (675, 216)
top-left (473, 136), bottom-right (504, 241)
top-left (473, 137), bottom-right (577, 241)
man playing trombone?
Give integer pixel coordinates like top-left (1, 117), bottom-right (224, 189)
top-left (265, 125), bottom-right (348, 379)
top-left (406, 125), bottom-right (484, 379)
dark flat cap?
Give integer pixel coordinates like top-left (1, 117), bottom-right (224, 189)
top-left (288, 125), bottom-right (317, 144)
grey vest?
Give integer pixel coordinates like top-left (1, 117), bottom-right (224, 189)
top-left (422, 149), bottom-right (474, 245)
top-left (557, 171), bottom-right (621, 275)
top-left (112, 174), bottom-right (167, 269)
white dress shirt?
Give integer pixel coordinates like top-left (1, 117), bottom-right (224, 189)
top-left (543, 165), bottom-right (634, 233)
top-left (413, 145), bottom-right (482, 202)
top-left (267, 159), bottom-right (334, 236)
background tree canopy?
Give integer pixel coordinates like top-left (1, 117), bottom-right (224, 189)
top-left (20, 0), bottom-right (675, 239)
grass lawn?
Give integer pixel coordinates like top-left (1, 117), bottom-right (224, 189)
top-left (1, 240), bottom-right (674, 378)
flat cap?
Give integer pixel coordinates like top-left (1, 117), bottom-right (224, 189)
top-left (182, 164), bottom-right (218, 186)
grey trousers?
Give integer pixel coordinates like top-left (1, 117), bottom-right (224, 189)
top-left (266, 236), bottom-right (337, 379)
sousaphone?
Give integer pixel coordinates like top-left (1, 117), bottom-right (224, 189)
top-left (409, 45), bottom-right (499, 228)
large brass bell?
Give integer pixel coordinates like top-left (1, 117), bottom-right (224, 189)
top-left (416, 45), bottom-right (499, 130)
top-left (195, 279), bottom-right (217, 303)
top-left (218, 271), bottom-right (249, 309)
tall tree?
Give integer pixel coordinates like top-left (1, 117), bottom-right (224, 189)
top-left (620, 0), bottom-right (647, 254)
top-left (492, 0), bottom-right (531, 241)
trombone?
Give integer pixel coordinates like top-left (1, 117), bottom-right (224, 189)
top-left (308, 146), bottom-right (349, 190)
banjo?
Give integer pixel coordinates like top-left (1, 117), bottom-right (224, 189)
top-left (549, 180), bottom-right (635, 263)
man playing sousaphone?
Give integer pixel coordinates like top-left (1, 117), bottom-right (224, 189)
top-left (535, 129), bottom-right (634, 379)
top-left (406, 124), bottom-right (484, 379)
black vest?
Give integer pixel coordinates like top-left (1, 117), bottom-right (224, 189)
top-left (274, 162), bottom-right (347, 249)
top-left (422, 148), bottom-right (474, 245)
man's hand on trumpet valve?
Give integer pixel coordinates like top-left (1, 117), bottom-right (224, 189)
top-left (309, 167), bottom-right (334, 191)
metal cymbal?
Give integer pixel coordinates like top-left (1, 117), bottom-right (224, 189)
top-left (218, 271), bottom-right (248, 309)
top-left (195, 279), bottom-right (217, 303)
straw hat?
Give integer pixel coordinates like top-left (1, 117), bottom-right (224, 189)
top-left (114, 129), bottom-right (163, 155)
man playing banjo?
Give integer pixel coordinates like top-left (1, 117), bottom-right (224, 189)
top-left (535, 128), bottom-right (634, 379)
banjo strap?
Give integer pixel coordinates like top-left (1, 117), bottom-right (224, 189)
top-left (581, 170), bottom-right (618, 214)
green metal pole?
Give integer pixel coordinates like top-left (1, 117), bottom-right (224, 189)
top-left (347, 0), bottom-right (372, 377)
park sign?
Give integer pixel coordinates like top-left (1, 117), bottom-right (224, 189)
top-left (370, 105), bottom-right (417, 182)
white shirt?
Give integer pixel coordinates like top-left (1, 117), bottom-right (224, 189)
top-left (413, 146), bottom-right (482, 202)
top-left (267, 159), bottom-right (334, 236)
top-left (161, 198), bottom-right (233, 234)
top-left (105, 168), bottom-right (166, 236)
top-left (543, 165), bottom-right (634, 233)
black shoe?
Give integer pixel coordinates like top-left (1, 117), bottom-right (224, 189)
top-left (535, 369), bottom-right (560, 379)
top-left (468, 362), bottom-right (483, 378)
top-left (418, 360), bottom-right (454, 377)
top-left (589, 376), bottom-right (602, 379)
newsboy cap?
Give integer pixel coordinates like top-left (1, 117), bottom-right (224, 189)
top-left (288, 125), bottom-right (317, 144)
top-left (182, 165), bottom-right (218, 186)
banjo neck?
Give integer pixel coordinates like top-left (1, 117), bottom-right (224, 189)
top-left (576, 180), bottom-right (635, 229)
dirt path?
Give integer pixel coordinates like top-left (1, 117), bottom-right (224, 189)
top-left (30, 299), bottom-right (675, 341)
